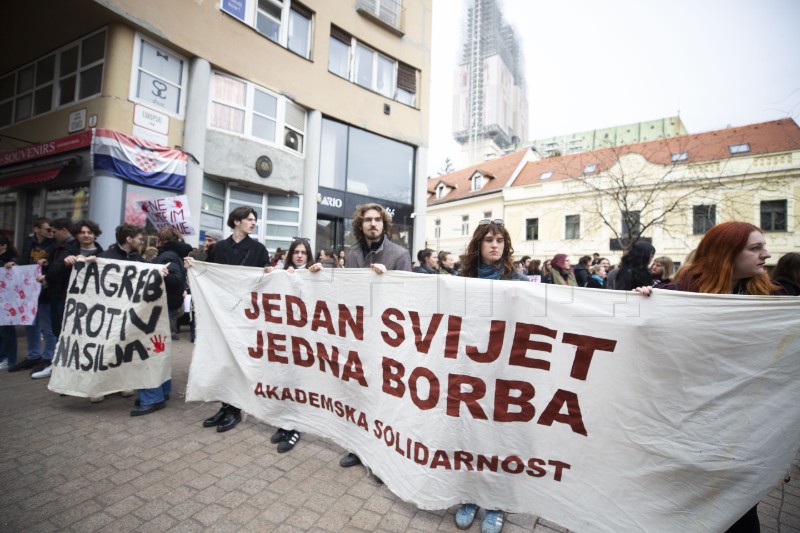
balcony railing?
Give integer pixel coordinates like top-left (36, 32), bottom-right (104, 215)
top-left (356, 0), bottom-right (405, 36)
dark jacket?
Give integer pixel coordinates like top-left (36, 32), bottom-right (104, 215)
top-left (413, 263), bottom-right (438, 274)
top-left (573, 264), bottom-right (590, 287)
top-left (99, 243), bottom-right (145, 262)
top-left (152, 240), bottom-right (192, 310)
top-left (46, 237), bottom-right (100, 301)
top-left (345, 236), bottom-right (411, 271)
top-left (773, 279), bottom-right (800, 296)
top-left (17, 235), bottom-right (57, 302)
top-left (212, 235), bottom-right (269, 267)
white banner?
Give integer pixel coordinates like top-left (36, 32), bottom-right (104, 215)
top-left (48, 258), bottom-right (172, 397)
top-left (0, 265), bottom-right (42, 326)
top-left (187, 263), bottom-right (800, 533)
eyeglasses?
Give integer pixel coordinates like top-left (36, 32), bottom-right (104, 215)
top-left (478, 218), bottom-right (504, 226)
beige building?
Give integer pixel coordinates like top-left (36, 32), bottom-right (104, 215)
top-left (0, 0), bottom-right (432, 255)
top-left (428, 119), bottom-right (800, 266)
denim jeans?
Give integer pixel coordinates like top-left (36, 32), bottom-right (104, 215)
top-left (0, 325), bottom-right (17, 365)
top-left (25, 302), bottom-right (57, 362)
top-left (137, 379), bottom-right (172, 406)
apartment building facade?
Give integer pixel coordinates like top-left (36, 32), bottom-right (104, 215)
top-left (0, 0), bottom-right (431, 256)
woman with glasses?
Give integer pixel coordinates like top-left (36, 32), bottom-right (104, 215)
top-left (635, 221), bottom-right (787, 533)
top-left (455, 219), bottom-right (525, 533)
top-left (268, 238), bottom-right (322, 452)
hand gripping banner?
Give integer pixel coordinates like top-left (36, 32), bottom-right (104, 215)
top-left (186, 262), bottom-right (800, 533)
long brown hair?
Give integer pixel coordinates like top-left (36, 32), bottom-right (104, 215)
top-left (460, 221), bottom-right (515, 279)
top-left (674, 221), bottom-right (774, 294)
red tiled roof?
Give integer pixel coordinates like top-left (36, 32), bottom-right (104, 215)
top-left (511, 118), bottom-right (800, 187)
top-left (427, 148), bottom-right (528, 205)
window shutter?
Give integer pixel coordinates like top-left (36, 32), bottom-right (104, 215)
top-left (330, 25), bottom-right (351, 44)
top-left (397, 62), bottom-right (416, 93)
top-left (291, 1), bottom-right (313, 19)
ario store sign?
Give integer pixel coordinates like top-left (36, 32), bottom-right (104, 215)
top-left (318, 187), bottom-right (345, 216)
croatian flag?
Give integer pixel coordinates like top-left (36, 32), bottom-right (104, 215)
top-left (92, 128), bottom-right (187, 191)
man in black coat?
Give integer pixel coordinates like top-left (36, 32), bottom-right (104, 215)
top-left (191, 206), bottom-right (269, 433)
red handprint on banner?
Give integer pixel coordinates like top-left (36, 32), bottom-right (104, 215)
top-left (23, 276), bottom-right (31, 285)
top-left (149, 335), bottom-right (166, 353)
top-left (173, 199), bottom-right (183, 209)
top-left (15, 286), bottom-right (25, 299)
top-left (31, 305), bottom-right (36, 316)
top-left (18, 305), bottom-right (25, 313)
top-left (141, 203), bottom-right (149, 212)
top-left (20, 315), bottom-right (28, 322)
top-left (4, 304), bottom-right (16, 317)
top-left (0, 281), bottom-right (5, 289)
top-left (4, 270), bottom-right (11, 280)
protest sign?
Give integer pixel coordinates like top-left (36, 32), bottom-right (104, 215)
top-left (0, 265), bottom-right (41, 326)
top-left (137, 194), bottom-right (195, 235)
top-left (48, 258), bottom-right (172, 397)
top-left (186, 263), bottom-right (800, 533)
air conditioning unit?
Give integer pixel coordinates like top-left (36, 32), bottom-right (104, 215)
top-left (284, 129), bottom-right (303, 152)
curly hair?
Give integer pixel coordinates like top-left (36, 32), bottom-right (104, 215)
top-left (460, 221), bottom-right (515, 279)
top-left (75, 219), bottom-right (102, 238)
top-left (674, 221), bottom-right (774, 295)
top-left (351, 203), bottom-right (392, 243)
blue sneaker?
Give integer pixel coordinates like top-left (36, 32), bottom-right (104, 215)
top-left (480, 509), bottom-right (505, 533)
top-left (455, 503), bottom-right (478, 529)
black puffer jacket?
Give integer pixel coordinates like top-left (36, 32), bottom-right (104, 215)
top-left (152, 240), bottom-right (192, 310)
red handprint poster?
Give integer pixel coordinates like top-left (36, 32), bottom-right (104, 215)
top-left (47, 258), bottom-right (172, 397)
top-left (0, 265), bottom-right (41, 326)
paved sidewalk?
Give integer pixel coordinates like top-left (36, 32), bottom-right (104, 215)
top-left (0, 336), bottom-right (798, 533)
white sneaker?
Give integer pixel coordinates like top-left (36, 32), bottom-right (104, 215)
top-left (90, 396), bottom-right (106, 403)
top-left (0, 360), bottom-right (9, 369)
top-left (31, 364), bottom-right (53, 379)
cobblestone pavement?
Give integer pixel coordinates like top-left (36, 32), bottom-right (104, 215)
top-left (1, 335), bottom-right (798, 533)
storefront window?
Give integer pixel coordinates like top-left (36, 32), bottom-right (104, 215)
top-left (319, 119), bottom-right (348, 190)
top-left (0, 192), bottom-right (17, 241)
top-left (45, 187), bottom-right (89, 221)
top-left (347, 128), bottom-right (413, 203)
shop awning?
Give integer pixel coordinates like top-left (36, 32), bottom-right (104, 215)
top-left (0, 167), bottom-right (61, 187)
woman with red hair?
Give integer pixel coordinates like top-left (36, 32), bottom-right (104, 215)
top-left (636, 221), bottom-right (786, 532)
top-left (549, 253), bottom-right (577, 286)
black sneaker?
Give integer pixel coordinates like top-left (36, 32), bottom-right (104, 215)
top-left (270, 428), bottom-right (287, 444)
top-left (277, 431), bottom-right (300, 453)
top-left (8, 359), bottom-right (39, 372)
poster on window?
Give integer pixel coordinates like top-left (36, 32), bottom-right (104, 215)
top-left (136, 194), bottom-right (196, 235)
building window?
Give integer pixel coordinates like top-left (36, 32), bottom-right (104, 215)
top-left (200, 178), bottom-right (227, 234)
top-left (471, 175), bottom-right (483, 191)
top-left (131, 36), bottom-right (187, 116)
top-left (357, 0), bottom-right (403, 30)
top-left (0, 28), bottom-right (106, 127)
top-left (621, 210), bottom-right (642, 238)
top-left (760, 200), bottom-right (787, 232)
top-left (671, 151), bottom-right (688, 162)
top-left (728, 143), bottom-right (751, 155)
top-left (526, 218), bottom-right (539, 240)
top-left (565, 215), bottom-right (580, 240)
top-left (435, 183), bottom-right (446, 199)
top-left (582, 163), bottom-right (597, 175)
top-left (221, 0), bottom-right (313, 59)
top-left (209, 72), bottom-right (306, 154)
top-left (692, 205), bottom-right (716, 234)
top-left (483, 211), bottom-right (492, 219)
top-left (319, 118), bottom-right (414, 204)
top-left (227, 184), bottom-right (301, 250)
top-left (539, 171), bottom-right (553, 180)
top-left (328, 26), bottom-right (418, 107)
top-left (461, 215), bottom-right (469, 236)
top-left (434, 218), bottom-right (441, 239)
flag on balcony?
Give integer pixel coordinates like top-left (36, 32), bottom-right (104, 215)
top-left (92, 128), bottom-right (187, 191)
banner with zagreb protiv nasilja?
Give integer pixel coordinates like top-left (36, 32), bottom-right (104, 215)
top-left (186, 262), bottom-right (800, 533)
top-left (48, 258), bottom-right (172, 397)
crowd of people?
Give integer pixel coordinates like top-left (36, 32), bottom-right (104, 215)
top-left (1, 209), bottom-right (799, 533)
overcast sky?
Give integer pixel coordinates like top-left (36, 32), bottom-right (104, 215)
top-left (427, 0), bottom-right (800, 175)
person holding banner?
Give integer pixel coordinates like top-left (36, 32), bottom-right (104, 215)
top-left (193, 206), bottom-right (269, 433)
top-left (455, 218), bottom-right (527, 533)
top-left (635, 221), bottom-right (787, 533)
top-left (7, 217), bottom-right (57, 376)
top-left (0, 236), bottom-right (19, 369)
top-left (339, 203), bottom-right (412, 470)
top-left (267, 237), bottom-right (323, 452)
